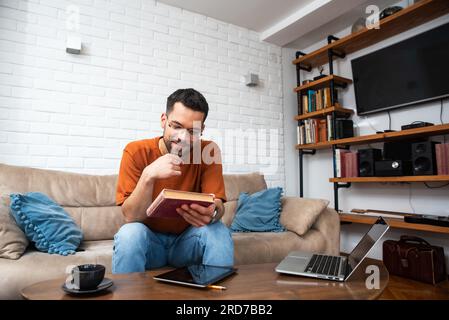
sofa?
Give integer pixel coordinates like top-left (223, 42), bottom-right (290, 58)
top-left (0, 163), bottom-right (339, 299)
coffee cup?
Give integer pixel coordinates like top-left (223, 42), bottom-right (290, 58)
top-left (71, 264), bottom-right (105, 290)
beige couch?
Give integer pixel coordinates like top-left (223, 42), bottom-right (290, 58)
top-left (0, 163), bottom-right (339, 299)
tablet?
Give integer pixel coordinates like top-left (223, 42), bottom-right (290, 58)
top-left (153, 264), bottom-right (237, 288)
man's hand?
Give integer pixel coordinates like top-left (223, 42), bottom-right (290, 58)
top-left (176, 198), bottom-right (222, 227)
top-left (144, 154), bottom-right (183, 180)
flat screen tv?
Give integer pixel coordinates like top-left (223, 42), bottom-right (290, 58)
top-left (351, 22), bottom-right (449, 116)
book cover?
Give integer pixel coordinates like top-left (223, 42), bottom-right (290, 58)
top-left (302, 94), bottom-right (308, 114)
top-left (146, 189), bottom-right (215, 219)
top-left (436, 144), bottom-right (445, 175)
top-left (144, 189), bottom-right (215, 234)
top-left (345, 152), bottom-right (359, 177)
top-left (318, 119), bottom-right (327, 142)
top-left (443, 143), bottom-right (449, 174)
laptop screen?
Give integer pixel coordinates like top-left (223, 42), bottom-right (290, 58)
top-left (347, 217), bottom-right (389, 277)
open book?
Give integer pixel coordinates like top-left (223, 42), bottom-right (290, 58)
top-left (146, 189), bottom-right (215, 219)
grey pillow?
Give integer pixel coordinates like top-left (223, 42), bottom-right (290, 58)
top-left (280, 197), bottom-right (329, 236)
top-left (0, 187), bottom-right (28, 259)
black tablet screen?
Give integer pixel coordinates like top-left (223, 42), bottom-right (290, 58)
top-left (153, 264), bottom-right (237, 287)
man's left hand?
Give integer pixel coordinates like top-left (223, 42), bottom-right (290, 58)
top-left (176, 199), bottom-right (221, 227)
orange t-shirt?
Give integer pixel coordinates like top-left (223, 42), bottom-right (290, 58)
top-left (116, 137), bottom-right (226, 232)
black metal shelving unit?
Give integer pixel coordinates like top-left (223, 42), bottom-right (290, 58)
top-left (294, 35), bottom-right (351, 211)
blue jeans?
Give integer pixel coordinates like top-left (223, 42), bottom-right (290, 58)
top-left (112, 221), bottom-right (234, 274)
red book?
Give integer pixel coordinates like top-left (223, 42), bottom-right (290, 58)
top-left (145, 189), bottom-right (215, 234)
top-left (347, 152), bottom-right (359, 177)
top-left (445, 144), bottom-right (449, 175)
top-left (436, 144), bottom-right (445, 175)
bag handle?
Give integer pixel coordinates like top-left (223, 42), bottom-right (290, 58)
top-left (399, 235), bottom-right (431, 246)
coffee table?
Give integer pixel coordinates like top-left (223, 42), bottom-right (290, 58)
top-left (21, 259), bottom-right (388, 300)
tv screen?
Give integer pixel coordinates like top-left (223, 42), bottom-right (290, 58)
top-left (351, 22), bottom-right (449, 115)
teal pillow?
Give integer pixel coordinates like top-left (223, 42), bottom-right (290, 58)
top-left (9, 192), bottom-right (83, 256)
top-left (230, 187), bottom-right (285, 233)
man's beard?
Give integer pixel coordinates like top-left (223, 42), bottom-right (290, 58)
top-left (163, 133), bottom-right (192, 158)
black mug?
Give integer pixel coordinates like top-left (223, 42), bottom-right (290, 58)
top-left (71, 264), bottom-right (105, 290)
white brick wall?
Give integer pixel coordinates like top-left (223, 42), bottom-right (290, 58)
top-left (0, 0), bottom-right (285, 188)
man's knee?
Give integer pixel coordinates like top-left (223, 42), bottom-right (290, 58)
top-left (114, 222), bottom-right (149, 247)
top-left (197, 222), bottom-right (233, 243)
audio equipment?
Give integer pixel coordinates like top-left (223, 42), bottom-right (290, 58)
top-left (358, 148), bottom-right (382, 177)
top-left (411, 141), bottom-right (438, 175)
top-left (401, 122), bottom-right (434, 130)
top-left (383, 141), bottom-right (413, 161)
top-left (335, 119), bottom-right (354, 139)
top-left (374, 160), bottom-right (413, 176)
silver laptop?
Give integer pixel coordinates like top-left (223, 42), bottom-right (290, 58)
top-left (275, 216), bottom-right (389, 282)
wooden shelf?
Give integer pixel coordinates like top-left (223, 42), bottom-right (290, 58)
top-left (339, 213), bottom-right (449, 234)
top-left (296, 141), bottom-right (332, 150)
top-left (333, 123), bottom-right (449, 146)
top-left (292, 0), bottom-right (449, 69)
top-left (293, 75), bottom-right (352, 93)
top-left (330, 175), bottom-right (449, 183)
top-left (295, 106), bottom-right (354, 121)
top-left (296, 123), bottom-right (449, 150)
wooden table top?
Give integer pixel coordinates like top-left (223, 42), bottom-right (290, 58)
top-left (21, 259), bottom-right (388, 300)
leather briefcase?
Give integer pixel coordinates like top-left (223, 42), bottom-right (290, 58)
top-left (383, 235), bottom-right (447, 285)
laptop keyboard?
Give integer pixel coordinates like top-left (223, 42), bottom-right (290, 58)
top-left (305, 254), bottom-right (341, 277)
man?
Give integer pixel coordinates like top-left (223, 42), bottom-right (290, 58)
top-left (113, 88), bottom-right (234, 274)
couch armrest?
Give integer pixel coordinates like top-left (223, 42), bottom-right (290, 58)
top-left (311, 207), bottom-right (340, 255)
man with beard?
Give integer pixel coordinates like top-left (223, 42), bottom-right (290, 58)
top-left (113, 88), bottom-right (234, 274)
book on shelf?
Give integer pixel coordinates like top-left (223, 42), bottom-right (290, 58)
top-left (300, 88), bottom-right (336, 115)
top-left (297, 119), bottom-right (329, 145)
top-left (318, 119), bottom-right (327, 142)
top-left (335, 149), bottom-right (351, 177)
top-left (345, 151), bottom-right (359, 177)
top-left (435, 143), bottom-right (449, 175)
top-left (145, 189), bottom-right (215, 234)
top-left (297, 117), bottom-right (356, 146)
top-left (334, 150), bottom-right (359, 178)
top-left (302, 95), bottom-right (308, 114)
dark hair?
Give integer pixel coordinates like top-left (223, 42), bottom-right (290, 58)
top-left (166, 88), bottom-right (209, 121)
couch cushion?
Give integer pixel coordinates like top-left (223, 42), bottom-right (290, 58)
top-left (10, 192), bottom-right (84, 255)
top-left (232, 229), bottom-right (327, 265)
top-left (64, 206), bottom-right (125, 241)
top-left (0, 240), bottom-right (114, 300)
top-left (230, 187), bottom-right (285, 233)
top-left (221, 200), bottom-right (238, 227)
top-left (0, 187), bottom-right (28, 260)
top-left (223, 173), bottom-right (267, 201)
top-left (280, 197), bottom-right (329, 236)
top-left (0, 163), bottom-right (117, 207)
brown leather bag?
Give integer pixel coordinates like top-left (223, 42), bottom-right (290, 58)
top-left (383, 235), bottom-right (447, 285)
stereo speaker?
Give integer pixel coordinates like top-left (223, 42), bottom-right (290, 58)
top-left (358, 148), bottom-right (382, 177)
top-left (411, 141), bottom-right (438, 175)
top-left (383, 141), bottom-right (412, 161)
top-left (375, 160), bottom-right (413, 176)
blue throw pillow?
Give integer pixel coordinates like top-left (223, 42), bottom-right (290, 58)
top-left (9, 192), bottom-right (83, 256)
top-left (230, 187), bottom-right (285, 233)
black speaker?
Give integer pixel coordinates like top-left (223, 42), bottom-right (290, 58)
top-left (335, 119), bottom-right (354, 139)
top-left (358, 148), bottom-right (382, 177)
top-left (411, 141), bottom-right (438, 175)
top-left (383, 141), bottom-right (412, 161)
top-left (375, 160), bottom-right (413, 176)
